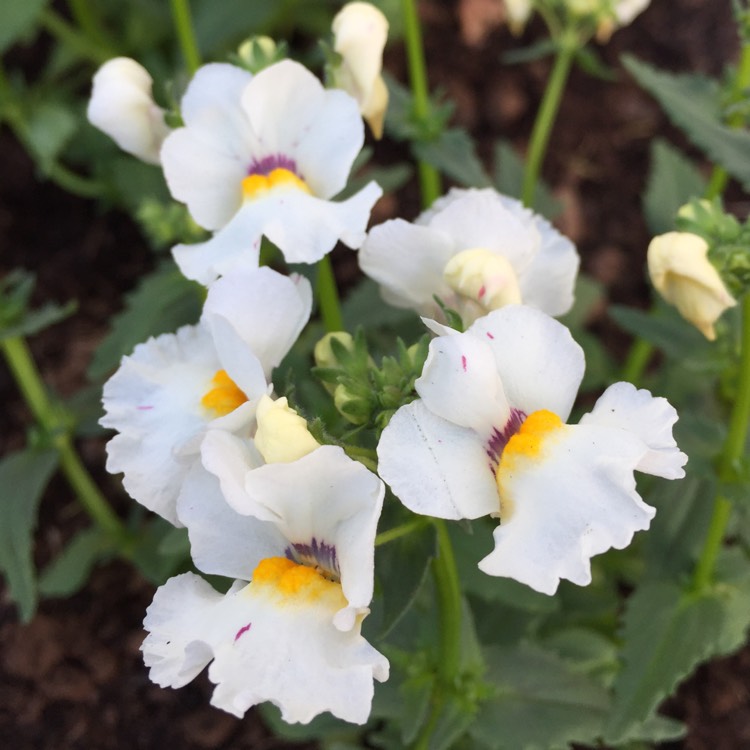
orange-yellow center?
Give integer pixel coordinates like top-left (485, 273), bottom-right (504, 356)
top-left (251, 556), bottom-right (343, 605)
top-left (242, 168), bottom-right (311, 201)
top-left (201, 369), bottom-right (247, 417)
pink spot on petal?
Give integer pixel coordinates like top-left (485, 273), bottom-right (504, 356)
top-left (234, 622), bottom-right (252, 642)
top-left (486, 332), bottom-right (495, 340)
top-left (136, 405), bottom-right (153, 410)
top-left (461, 355), bottom-right (467, 372)
top-left (478, 285), bottom-right (486, 299)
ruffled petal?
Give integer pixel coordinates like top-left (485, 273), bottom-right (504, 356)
top-left (579, 382), bottom-right (687, 479)
top-left (377, 400), bottom-right (500, 520)
top-left (468, 306), bottom-right (584, 421)
top-left (479, 423), bottom-right (654, 594)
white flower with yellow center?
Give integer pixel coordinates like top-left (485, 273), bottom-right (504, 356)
top-left (359, 188), bottom-right (579, 327)
top-left (161, 60), bottom-right (382, 285)
top-left (377, 306), bottom-right (687, 595)
top-left (142, 445), bottom-right (388, 723)
top-left (100, 267), bottom-right (311, 525)
top-left (87, 57), bottom-right (171, 165)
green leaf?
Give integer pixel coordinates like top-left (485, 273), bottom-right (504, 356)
top-left (574, 46), bottom-right (616, 81)
top-left (501, 39), bottom-right (557, 65)
top-left (470, 644), bottom-right (610, 749)
top-left (38, 526), bottom-right (109, 598)
top-left (0, 299), bottom-right (76, 341)
top-left (643, 139), bottom-right (707, 234)
top-left (492, 139), bottom-right (560, 218)
top-left (0, 448), bottom-right (58, 621)
top-left (0, 0), bottom-right (48, 54)
top-left (604, 564), bottom-right (750, 744)
top-left (129, 518), bottom-right (191, 585)
top-left (23, 100), bottom-right (78, 172)
top-left (414, 128), bottom-right (492, 189)
top-left (88, 264), bottom-right (203, 380)
top-left (623, 55), bottom-right (750, 191)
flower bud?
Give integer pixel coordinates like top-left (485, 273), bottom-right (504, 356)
top-left (648, 232), bottom-right (737, 341)
top-left (314, 332), bottom-right (356, 370)
top-left (331, 2), bottom-right (389, 139)
top-left (503, 0), bottom-right (533, 34)
top-left (236, 36), bottom-right (282, 73)
top-left (334, 384), bottom-right (372, 425)
top-left (254, 395), bottom-right (320, 464)
top-left (87, 57), bottom-right (170, 165)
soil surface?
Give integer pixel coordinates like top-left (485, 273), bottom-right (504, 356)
top-left (2, 1), bottom-right (750, 748)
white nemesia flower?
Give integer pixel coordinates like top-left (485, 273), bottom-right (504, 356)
top-left (100, 267), bottom-right (311, 524)
top-left (142, 446), bottom-right (389, 723)
top-left (359, 188), bottom-right (579, 326)
top-left (331, 2), bottom-right (390, 139)
top-left (161, 60), bottom-right (382, 284)
top-left (87, 57), bottom-right (171, 165)
top-left (377, 306), bottom-right (687, 595)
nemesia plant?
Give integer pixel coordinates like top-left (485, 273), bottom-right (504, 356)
top-left (4, 0), bottom-right (750, 748)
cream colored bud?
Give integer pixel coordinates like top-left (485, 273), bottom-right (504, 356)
top-left (443, 248), bottom-right (522, 313)
top-left (614, 0), bottom-right (650, 25)
top-left (648, 232), bottom-right (736, 341)
top-left (332, 2), bottom-right (389, 139)
top-left (314, 332), bottom-right (355, 370)
top-left (87, 57), bottom-right (170, 165)
top-left (503, 0), bottom-right (533, 34)
top-left (254, 395), bottom-right (320, 464)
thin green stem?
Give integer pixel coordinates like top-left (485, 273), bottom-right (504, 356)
top-left (316, 255), bottom-right (344, 333)
top-left (1, 336), bottom-right (129, 544)
top-left (521, 31), bottom-right (577, 208)
top-left (170, 0), bottom-right (201, 75)
top-left (375, 517), bottom-right (429, 547)
top-left (67, 0), bottom-right (116, 52)
top-left (693, 294), bottom-right (750, 590)
top-left (401, 0), bottom-right (441, 208)
top-left (620, 337), bottom-right (653, 385)
top-left (39, 9), bottom-right (111, 65)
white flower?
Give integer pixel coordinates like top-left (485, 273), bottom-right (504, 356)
top-left (377, 306), bottom-right (687, 595)
top-left (161, 60), bottom-right (382, 284)
top-left (100, 267), bottom-right (311, 524)
top-left (87, 57), bottom-right (171, 165)
top-left (648, 231), bottom-right (736, 341)
top-left (359, 188), bottom-right (579, 326)
top-left (331, 2), bottom-right (390, 139)
top-left (142, 446), bottom-right (388, 723)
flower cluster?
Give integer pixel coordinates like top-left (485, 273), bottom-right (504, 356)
top-left (90, 0), bottom-right (686, 728)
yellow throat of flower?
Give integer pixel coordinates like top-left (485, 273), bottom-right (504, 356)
top-left (495, 409), bottom-right (564, 519)
top-left (201, 369), bottom-right (248, 417)
top-left (242, 168), bottom-right (311, 201)
top-left (251, 556), bottom-right (345, 606)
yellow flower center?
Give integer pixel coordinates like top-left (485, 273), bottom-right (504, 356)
top-left (201, 369), bottom-right (247, 417)
top-left (242, 168), bottom-right (311, 201)
top-left (251, 556), bottom-right (345, 606)
top-left (494, 409), bottom-right (564, 520)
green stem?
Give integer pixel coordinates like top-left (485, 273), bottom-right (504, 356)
top-left (67, 0), bottom-right (116, 52)
top-left (521, 31), bottom-right (576, 208)
top-left (693, 294), bottom-right (750, 590)
top-left (170, 0), bottom-right (201, 75)
top-left (374, 517), bottom-right (429, 546)
top-left (316, 255), bottom-right (344, 333)
top-left (402, 0), bottom-right (441, 208)
top-left (1, 336), bottom-right (129, 544)
top-left (39, 9), bottom-right (111, 65)
top-left (620, 337), bottom-right (653, 385)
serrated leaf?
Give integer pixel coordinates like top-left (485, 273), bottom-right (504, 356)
top-left (604, 569), bottom-right (750, 744)
top-left (414, 128), bottom-right (492, 188)
top-left (88, 265), bottom-right (203, 380)
top-left (470, 644), bottom-right (610, 749)
top-left (0, 0), bottom-right (48, 54)
top-left (38, 526), bottom-right (108, 598)
top-left (623, 55), bottom-right (750, 191)
top-left (0, 448), bottom-right (58, 621)
top-left (492, 139), bottom-right (560, 218)
top-left (0, 299), bottom-right (76, 341)
top-left (643, 139), bottom-right (707, 234)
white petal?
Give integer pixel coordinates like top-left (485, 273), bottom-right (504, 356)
top-left (479, 424), bottom-right (654, 594)
top-left (416, 331), bottom-right (510, 438)
top-left (377, 400), bottom-right (500, 520)
top-left (579, 382), bottom-right (687, 479)
top-left (240, 60), bottom-right (364, 199)
top-left (203, 267), bottom-right (312, 379)
top-left (177, 463), bottom-right (287, 579)
top-left (468, 306), bottom-right (584, 421)
top-left (100, 325), bottom-right (221, 525)
top-left (242, 446), bottom-right (384, 628)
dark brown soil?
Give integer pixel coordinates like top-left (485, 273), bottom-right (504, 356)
top-left (2, 1), bottom-right (749, 748)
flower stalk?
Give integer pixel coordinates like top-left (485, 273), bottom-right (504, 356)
top-left (170, 0), bottom-right (201, 75)
top-left (316, 255), bottom-right (344, 333)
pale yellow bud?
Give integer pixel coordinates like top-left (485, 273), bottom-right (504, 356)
top-left (443, 248), bottom-right (522, 314)
top-left (314, 332), bottom-right (355, 370)
top-left (503, 0), bottom-right (533, 34)
top-left (254, 395), bottom-right (320, 464)
top-left (332, 2), bottom-right (389, 139)
top-left (87, 57), bottom-right (170, 165)
top-left (647, 232), bottom-right (736, 341)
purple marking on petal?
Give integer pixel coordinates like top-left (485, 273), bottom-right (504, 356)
top-left (247, 154), bottom-right (299, 177)
top-left (486, 332), bottom-right (495, 340)
top-left (234, 622), bottom-right (252, 642)
top-left (486, 407), bottom-right (527, 472)
top-left (285, 538), bottom-right (340, 580)
top-left (461, 355), bottom-right (467, 372)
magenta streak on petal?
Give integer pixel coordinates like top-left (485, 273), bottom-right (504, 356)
top-left (461, 355), bottom-right (467, 372)
top-left (234, 622), bottom-right (252, 642)
top-left (247, 154), bottom-right (299, 177)
top-left (485, 407), bottom-right (526, 472)
top-left (486, 332), bottom-right (495, 340)
top-left (478, 285), bottom-right (486, 299)
top-left (136, 405), bottom-right (153, 410)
